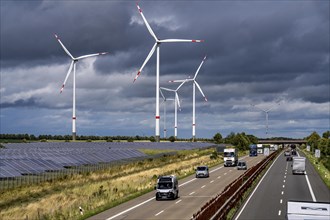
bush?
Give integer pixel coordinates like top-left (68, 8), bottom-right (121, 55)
top-left (107, 138), bottom-right (113, 142)
top-left (169, 136), bottom-right (175, 142)
top-left (127, 138), bottom-right (134, 142)
top-left (149, 136), bottom-right (156, 142)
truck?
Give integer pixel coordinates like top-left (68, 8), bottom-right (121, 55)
top-left (249, 144), bottom-right (258, 157)
top-left (292, 157), bottom-right (306, 175)
top-left (223, 148), bottom-right (238, 167)
top-left (155, 175), bottom-right (179, 200)
top-left (287, 200), bottom-right (330, 220)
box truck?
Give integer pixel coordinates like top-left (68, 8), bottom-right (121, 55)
top-left (224, 148), bottom-right (238, 167)
top-left (292, 157), bottom-right (306, 175)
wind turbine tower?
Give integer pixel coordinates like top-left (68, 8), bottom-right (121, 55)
top-left (251, 101), bottom-right (281, 136)
top-left (54, 34), bottom-right (108, 141)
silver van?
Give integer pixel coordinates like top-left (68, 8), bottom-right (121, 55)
top-left (195, 166), bottom-right (209, 178)
top-left (155, 175), bottom-right (179, 200)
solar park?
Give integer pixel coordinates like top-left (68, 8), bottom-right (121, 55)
top-left (0, 142), bottom-right (215, 189)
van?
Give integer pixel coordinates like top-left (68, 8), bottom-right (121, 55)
top-left (155, 175), bottom-right (179, 200)
top-left (195, 166), bottom-right (209, 178)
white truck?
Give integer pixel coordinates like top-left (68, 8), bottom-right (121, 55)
top-left (224, 148), bottom-right (238, 167)
top-left (292, 157), bottom-right (306, 175)
top-left (287, 200), bottom-right (330, 220)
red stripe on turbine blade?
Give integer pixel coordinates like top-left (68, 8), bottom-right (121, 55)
top-left (72, 117), bottom-right (76, 120)
top-left (193, 124), bottom-right (196, 126)
top-left (156, 116), bottom-right (160, 119)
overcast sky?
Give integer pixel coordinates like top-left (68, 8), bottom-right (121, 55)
top-left (1, 0), bottom-right (329, 139)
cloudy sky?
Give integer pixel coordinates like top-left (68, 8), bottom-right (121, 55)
top-left (1, 0), bottom-right (329, 139)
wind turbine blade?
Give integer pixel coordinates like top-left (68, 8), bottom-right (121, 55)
top-left (134, 43), bottom-right (157, 82)
top-left (194, 81), bottom-right (207, 101)
top-left (160, 87), bottom-right (175, 92)
top-left (193, 55), bottom-right (207, 79)
top-left (251, 104), bottom-right (266, 112)
top-left (76, 52), bottom-right (108, 60)
top-left (54, 34), bottom-right (74, 60)
top-left (169, 79), bottom-right (186, 83)
top-left (266, 102), bottom-right (281, 112)
top-left (176, 80), bottom-right (186, 91)
top-left (159, 39), bottom-right (204, 43)
top-left (136, 2), bottom-right (158, 42)
top-left (60, 60), bottom-right (74, 93)
top-left (176, 92), bottom-right (181, 109)
top-left (159, 88), bottom-right (166, 101)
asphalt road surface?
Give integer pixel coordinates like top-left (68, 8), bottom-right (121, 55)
top-left (88, 154), bottom-right (266, 220)
top-left (235, 151), bottom-right (330, 220)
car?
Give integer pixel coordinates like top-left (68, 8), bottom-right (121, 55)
top-left (284, 150), bottom-right (291, 156)
top-left (286, 156), bottom-right (293, 161)
top-left (195, 166), bottom-right (209, 178)
top-left (237, 161), bottom-right (247, 170)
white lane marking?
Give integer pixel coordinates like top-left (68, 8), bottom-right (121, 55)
top-left (283, 185), bottom-right (285, 188)
top-left (155, 210), bottom-right (164, 216)
top-left (179, 178), bottom-right (196, 187)
top-left (280, 199), bottom-right (283, 204)
top-left (217, 176), bottom-right (221, 179)
top-left (201, 185), bottom-right (206, 188)
top-left (210, 166), bottom-right (224, 173)
top-left (283, 180), bottom-right (286, 183)
top-left (284, 175), bottom-right (286, 179)
top-left (175, 199), bottom-right (182, 204)
top-left (224, 173), bottom-right (227, 175)
top-left (278, 210), bottom-right (281, 216)
top-left (281, 191), bottom-right (284, 195)
top-left (305, 171), bottom-right (316, 202)
top-left (286, 162), bottom-right (288, 170)
top-left (189, 191), bottom-right (195, 195)
top-left (210, 180), bottom-right (214, 183)
top-left (234, 152), bottom-right (282, 220)
top-left (106, 197), bottom-right (154, 220)
top-left (229, 170), bottom-right (233, 172)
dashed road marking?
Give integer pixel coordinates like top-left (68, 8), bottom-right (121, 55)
top-left (281, 191), bottom-right (284, 195)
top-left (189, 192), bottom-right (195, 196)
top-left (280, 199), bottom-right (283, 204)
top-left (210, 180), bottom-right (214, 183)
top-left (283, 185), bottom-right (285, 188)
top-left (283, 180), bottom-right (286, 183)
top-left (217, 176), bottom-right (221, 179)
top-left (155, 210), bottom-right (164, 216)
top-left (224, 173), bottom-right (227, 175)
top-left (278, 210), bottom-right (281, 216)
top-left (201, 185), bottom-right (206, 188)
top-left (175, 199), bottom-right (182, 204)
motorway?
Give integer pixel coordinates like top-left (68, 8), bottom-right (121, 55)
top-left (88, 154), bottom-right (265, 220)
top-left (235, 151), bottom-right (330, 220)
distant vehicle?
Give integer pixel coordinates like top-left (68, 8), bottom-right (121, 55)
top-left (287, 156), bottom-right (293, 161)
top-left (237, 161), bottom-right (247, 170)
top-left (292, 157), bottom-right (306, 175)
top-left (284, 150), bottom-right (291, 156)
top-left (224, 148), bottom-right (238, 167)
top-left (287, 200), bottom-right (330, 220)
top-left (155, 175), bottom-right (179, 200)
top-left (291, 149), bottom-right (297, 156)
top-left (249, 144), bottom-right (258, 157)
top-left (195, 166), bottom-right (209, 178)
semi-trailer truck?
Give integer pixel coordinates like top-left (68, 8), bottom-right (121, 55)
top-left (292, 157), bottom-right (306, 175)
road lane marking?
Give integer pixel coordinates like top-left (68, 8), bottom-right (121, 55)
top-left (281, 191), bottom-right (284, 195)
top-left (189, 192), bottom-right (195, 195)
top-left (175, 199), bottom-right (182, 204)
top-left (283, 185), bottom-right (285, 188)
top-left (217, 176), bottom-right (221, 179)
top-left (278, 210), bottom-right (281, 216)
top-left (210, 166), bottom-right (224, 173)
top-left (283, 180), bottom-right (286, 183)
top-left (106, 197), bottom-right (154, 220)
top-left (284, 175), bottom-right (286, 179)
top-left (210, 180), bottom-right (214, 183)
top-left (234, 152), bottom-right (282, 220)
top-left (305, 171), bottom-right (316, 202)
top-left (280, 199), bottom-right (283, 204)
top-left (155, 210), bottom-right (164, 216)
top-left (224, 173), bottom-right (227, 175)
top-left (201, 185), bottom-right (206, 188)
top-left (229, 170), bottom-right (233, 172)
top-left (179, 178), bottom-right (196, 187)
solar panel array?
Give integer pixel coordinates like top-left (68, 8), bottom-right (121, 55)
top-left (0, 142), bottom-right (215, 178)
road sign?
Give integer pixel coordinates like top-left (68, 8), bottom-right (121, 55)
top-left (315, 149), bottom-right (321, 158)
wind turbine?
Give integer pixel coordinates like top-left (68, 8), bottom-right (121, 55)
top-left (159, 89), bottom-right (175, 138)
top-left (250, 101), bottom-right (281, 136)
top-left (54, 34), bottom-right (108, 141)
top-left (160, 81), bottom-right (186, 139)
top-left (133, 2), bottom-right (204, 142)
top-left (169, 56), bottom-right (208, 140)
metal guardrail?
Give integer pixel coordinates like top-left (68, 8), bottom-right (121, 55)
top-left (192, 151), bottom-right (279, 220)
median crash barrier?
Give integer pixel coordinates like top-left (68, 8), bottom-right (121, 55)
top-left (192, 151), bottom-right (279, 220)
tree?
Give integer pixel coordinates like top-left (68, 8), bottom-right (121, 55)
top-left (213, 133), bottom-right (222, 144)
top-left (322, 131), bottom-right (330, 139)
top-left (149, 136), bottom-right (156, 142)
